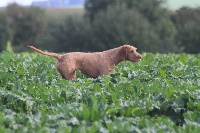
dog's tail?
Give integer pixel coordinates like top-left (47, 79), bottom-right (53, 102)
top-left (27, 45), bottom-right (61, 60)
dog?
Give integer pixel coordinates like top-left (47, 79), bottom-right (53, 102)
top-left (27, 45), bottom-right (142, 80)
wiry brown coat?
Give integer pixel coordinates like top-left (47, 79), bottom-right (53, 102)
top-left (27, 45), bottom-right (142, 80)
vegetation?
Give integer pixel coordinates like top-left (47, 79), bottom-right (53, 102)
top-left (89, 3), bottom-right (176, 52)
top-left (6, 3), bottom-right (46, 52)
top-left (36, 14), bottom-right (92, 52)
top-left (0, 52), bottom-right (200, 132)
top-left (0, 1), bottom-right (199, 132)
top-left (171, 7), bottom-right (200, 53)
top-left (0, 0), bottom-right (199, 53)
top-left (0, 12), bottom-right (9, 52)
top-left (42, 0), bottom-right (177, 53)
top-left (46, 7), bottom-right (84, 20)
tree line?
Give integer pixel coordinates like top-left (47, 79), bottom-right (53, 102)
top-left (0, 0), bottom-right (199, 53)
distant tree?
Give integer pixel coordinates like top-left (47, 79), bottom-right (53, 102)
top-left (85, 0), bottom-right (165, 22)
top-left (6, 3), bottom-right (26, 45)
top-left (85, 0), bottom-right (177, 53)
top-left (171, 7), bottom-right (200, 53)
top-left (37, 15), bottom-right (92, 52)
top-left (85, 0), bottom-right (115, 21)
top-left (0, 13), bottom-right (9, 52)
top-left (6, 3), bottom-right (46, 52)
top-left (90, 4), bottom-right (158, 52)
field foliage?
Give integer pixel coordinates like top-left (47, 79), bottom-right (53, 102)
top-left (0, 52), bottom-right (200, 132)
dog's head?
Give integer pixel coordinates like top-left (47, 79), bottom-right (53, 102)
top-left (122, 45), bottom-right (142, 63)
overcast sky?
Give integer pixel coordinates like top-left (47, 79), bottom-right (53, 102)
top-left (0, 0), bottom-right (35, 7)
top-left (1, 0), bottom-right (200, 8)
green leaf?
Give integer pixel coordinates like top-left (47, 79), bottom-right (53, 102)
top-left (82, 107), bottom-right (90, 121)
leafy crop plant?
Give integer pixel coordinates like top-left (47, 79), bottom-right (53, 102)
top-left (0, 52), bottom-right (200, 132)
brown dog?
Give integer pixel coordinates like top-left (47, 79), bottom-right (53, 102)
top-left (27, 45), bottom-right (142, 80)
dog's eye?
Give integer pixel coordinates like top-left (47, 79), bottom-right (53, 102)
top-left (130, 50), bottom-right (134, 53)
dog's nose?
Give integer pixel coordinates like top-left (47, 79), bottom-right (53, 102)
top-left (138, 55), bottom-right (142, 59)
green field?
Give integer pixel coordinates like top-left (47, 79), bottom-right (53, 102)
top-left (0, 52), bottom-right (200, 132)
top-left (45, 7), bottom-right (84, 20)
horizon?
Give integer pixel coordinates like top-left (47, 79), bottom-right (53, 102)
top-left (0, 0), bottom-right (200, 9)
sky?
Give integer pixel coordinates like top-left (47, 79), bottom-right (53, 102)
top-left (0, 0), bottom-right (36, 7)
top-left (1, 0), bottom-right (200, 8)
top-left (167, 0), bottom-right (200, 9)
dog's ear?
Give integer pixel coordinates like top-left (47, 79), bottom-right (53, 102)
top-left (123, 44), bottom-right (129, 48)
top-left (122, 45), bottom-right (131, 52)
top-left (120, 45), bottom-right (130, 59)
top-left (123, 44), bottom-right (132, 49)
